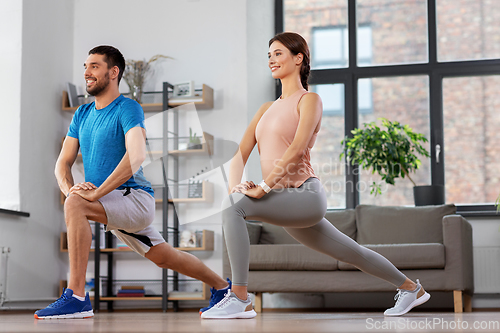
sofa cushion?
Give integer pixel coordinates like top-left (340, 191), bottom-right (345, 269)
top-left (337, 243), bottom-right (445, 270)
top-left (259, 223), bottom-right (299, 244)
top-left (324, 209), bottom-right (356, 240)
top-left (249, 244), bottom-right (338, 271)
top-left (355, 204), bottom-right (456, 244)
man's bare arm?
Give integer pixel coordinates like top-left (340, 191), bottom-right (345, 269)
top-left (55, 137), bottom-right (80, 197)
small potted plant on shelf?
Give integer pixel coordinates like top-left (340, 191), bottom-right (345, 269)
top-left (123, 54), bottom-right (171, 104)
top-left (340, 118), bottom-right (443, 206)
top-left (188, 128), bottom-right (202, 150)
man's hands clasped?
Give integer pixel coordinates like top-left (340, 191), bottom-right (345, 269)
top-left (68, 182), bottom-right (100, 202)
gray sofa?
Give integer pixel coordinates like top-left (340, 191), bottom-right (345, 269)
top-left (223, 204), bottom-right (474, 313)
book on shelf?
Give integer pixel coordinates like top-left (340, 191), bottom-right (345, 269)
top-left (117, 286), bottom-right (145, 297)
top-left (117, 289), bottom-right (145, 294)
top-left (121, 286), bottom-right (144, 290)
top-left (117, 293), bottom-right (145, 297)
top-left (116, 238), bottom-right (130, 249)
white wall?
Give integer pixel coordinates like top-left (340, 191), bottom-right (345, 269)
top-left (0, 1), bottom-right (23, 211)
top-left (0, 0), bottom-right (74, 307)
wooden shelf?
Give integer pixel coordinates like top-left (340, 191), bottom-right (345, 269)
top-left (59, 280), bottom-right (204, 302)
top-left (60, 230), bottom-right (214, 252)
top-left (155, 181), bottom-right (213, 204)
top-left (61, 90), bottom-right (78, 112)
top-left (177, 230), bottom-right (214, 251)
top-left (58, 285), bottom-right (209, 301)
top-left (148, 132), bottom-right (214, 157)
top-left (61, 84), bottom-right (213, 112)
top-left (141, 84), bottom-right (214, 111)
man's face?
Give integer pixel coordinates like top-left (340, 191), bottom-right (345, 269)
top-left (84, 54), bottom-right (112, 96)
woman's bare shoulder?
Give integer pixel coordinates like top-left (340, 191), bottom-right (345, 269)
top-left (258, 101), bottom-right (275, 114)
top-left (298, 92), bottom-right (322, 111)
top-left (301, 92), bottom-right (322, 103)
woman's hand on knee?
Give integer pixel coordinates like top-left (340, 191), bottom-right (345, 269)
top-left (230, 181), bottom-right (256, 194)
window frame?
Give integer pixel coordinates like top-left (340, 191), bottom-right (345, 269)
top-left (276, 0), bottom-right (500, 214)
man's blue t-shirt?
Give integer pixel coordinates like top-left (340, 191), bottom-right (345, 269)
top-left (67, 95), bottom-right (154, 197)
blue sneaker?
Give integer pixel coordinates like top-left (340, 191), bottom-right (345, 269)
top-left (34, 288), bottom-right (94, 319)
top-left (199, 278), bottom-right (232, 314)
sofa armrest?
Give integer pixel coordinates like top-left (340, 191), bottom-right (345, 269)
top-left (442, 214), bottom-right (474, 294)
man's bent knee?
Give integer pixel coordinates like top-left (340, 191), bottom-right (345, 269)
top-left (64, 194), bottom-right (106, 224)
top-left (64, 195), bottom-right (87, 217)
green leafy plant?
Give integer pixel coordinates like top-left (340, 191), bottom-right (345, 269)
top-left (123, 54), bottom-right (172, 104)
top-left (188, 128), bottom-right (201, 149)
top-left (496, 194), bottom-right (500, 212)
top-left (340, 118), bottom-right (430, 195)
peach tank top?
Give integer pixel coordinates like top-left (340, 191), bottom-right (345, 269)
top-left (255, 89), bottom-right (319, 189)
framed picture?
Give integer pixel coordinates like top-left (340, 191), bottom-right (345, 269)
top-left (67, 82), bottom-right (80, 107)
top-left (173, 81), bottom-right (194, 98)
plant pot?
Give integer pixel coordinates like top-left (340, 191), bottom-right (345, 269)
top-left (187, 143), bottom-right (202, 150)
top-left (413, 185), bottom-right (445, 206)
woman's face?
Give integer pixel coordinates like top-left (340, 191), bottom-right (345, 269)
top-left (268, 41), bottom-right (302, 80)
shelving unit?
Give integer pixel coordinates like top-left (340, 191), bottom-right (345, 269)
top-left (59, 82), bottom-right (215, 312)
top-left (154, 181), bottom-right (213, 204)
top-left (61, 84), bottom-right (214, 112)
top-left (60, 230), bottom-right (214, 253)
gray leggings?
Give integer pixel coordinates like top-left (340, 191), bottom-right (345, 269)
top-left (222, 177), bottom-right (407, 287)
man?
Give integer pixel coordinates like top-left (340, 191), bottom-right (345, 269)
top-left (35, 46), bottom-right (229, 319)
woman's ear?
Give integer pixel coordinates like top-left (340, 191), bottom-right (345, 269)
top-left (295, 53), bottom-right (304, 66)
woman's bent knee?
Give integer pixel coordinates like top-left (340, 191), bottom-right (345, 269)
top-left (221, 192), bottom-right (245, 211)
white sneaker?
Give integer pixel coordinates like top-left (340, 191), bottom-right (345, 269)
top-left (384, 279), bottom-right (430, 316)
top-left (200, 290), bottom-right (257, 319)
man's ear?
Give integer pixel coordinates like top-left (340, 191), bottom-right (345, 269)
top-left (110, 66), bottom-right (120, 81)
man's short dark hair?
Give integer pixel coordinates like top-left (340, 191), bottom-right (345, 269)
top-left (88, 45), bottom-right (126, 83)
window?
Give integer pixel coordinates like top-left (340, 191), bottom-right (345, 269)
top-left (437, 0), bottom-right (500, 62)
top-left (281, 0), bottom-right (500, 210)
top-left (310, 84), bottom-right (346, 208)
top-left (312, 27), bottom-right (348, 69)
top-left (358, 76), bottom-right (430, 206)
top-left (443, 76), bottom-right (500, 204)
top-left (357, 0), bottom-right (428, 66)
top-left (311, 26), bottom-right (373, 115)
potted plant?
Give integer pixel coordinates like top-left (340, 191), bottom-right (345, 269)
top-left (496, 194), bottom-right (500, 212)
top-left (123, 54), bottom-right (171, 104)
top-left (340, 118), bottom-right (442, 206)
top-left (188, 128), bottom-right (202, 150)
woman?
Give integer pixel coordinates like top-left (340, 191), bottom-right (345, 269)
top-left (201, 32), bottom-right (430, 319)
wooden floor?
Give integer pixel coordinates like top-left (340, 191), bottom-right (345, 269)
top-left (1, 311), bottom-right (500, 332)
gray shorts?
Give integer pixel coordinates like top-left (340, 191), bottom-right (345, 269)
top-left (98, 188), bottom-right (164, 256)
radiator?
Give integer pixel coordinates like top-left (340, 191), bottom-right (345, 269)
top-left (0, 247), bottom-right (9, 306)
top-left (473, 247), bottom-right (500, 293)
